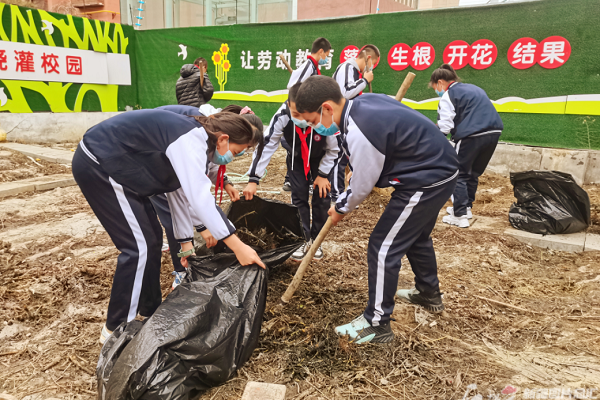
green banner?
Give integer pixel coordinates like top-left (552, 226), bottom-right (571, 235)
top-left (132, 0), bottom-right (600, 149)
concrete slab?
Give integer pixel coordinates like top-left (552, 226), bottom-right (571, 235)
top-left (584, 151), bottom-right (600, 184)
top-left (469, 215), bottom-right (508, 232)
top-left (0, 174), bottom-right (76, 197)
top-left (504, 228), bottom-right (586, 252)
top-left (0, 143), bottom-right (74, 164)
top-left (539, 148), bottom-right (589, 186)
top-left (0, 181), bottom-right (36, 197)
top-left (584, 234), bottom-right (600, 252)
top-left (1, 111), bottom-right (121, 144)
top-left (487, 143), bottom-right (543, 177)
top-left (241, 382), bottom-right (286, 400)
top-left (33, 175), bottom-right (77, 191)
top-left (2, 212), bottom-right (103, 245)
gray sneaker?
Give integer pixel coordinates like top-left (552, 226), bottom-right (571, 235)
top-left (396, 287), bottom-right (445, 313)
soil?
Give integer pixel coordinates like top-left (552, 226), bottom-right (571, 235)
top-left (0, 147), bottom-right (71, 183)
top-left (1, 147), bottom-right (599, 400)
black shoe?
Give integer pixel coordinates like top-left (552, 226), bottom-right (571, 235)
top-left (396, 287), bottom-right (444, 313)
top-left (282, 181), bottom-right (292, 192)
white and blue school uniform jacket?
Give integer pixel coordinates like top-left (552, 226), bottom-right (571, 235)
top-left (154, 104), bottom-right (229, 233)
top-left (287, 57), bottom-right (320, 89)
top-left (437, 82), bottom-right (504, 141)
top-left (80, 109), bottom-right (236, 242)
top-left (335, 94), bottom-right (459, 214)
top-left (333, 59), bottom-right (368, 100)
top-left (247, 102), bottom-right (339, 183)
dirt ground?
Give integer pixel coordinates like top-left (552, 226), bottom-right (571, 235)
top-left (1, 145), bottom-right (600, 400)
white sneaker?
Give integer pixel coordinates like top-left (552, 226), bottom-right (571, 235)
top-left (442, 214), bottom-right (470, 228)
top-left (313, 245), bottom-right (324, 260)
top-left (290, 241), bottom-right (309, 261)
top-left (99, 324), bottom-right (112, 345)
top-left (446, 206), bottom-right (472, 219)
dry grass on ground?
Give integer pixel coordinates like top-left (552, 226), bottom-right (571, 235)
top-left (0, 147), bottom-right (599, 399)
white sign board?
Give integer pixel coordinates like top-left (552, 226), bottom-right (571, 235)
top-left (0, 41), bottom-right (131, 85)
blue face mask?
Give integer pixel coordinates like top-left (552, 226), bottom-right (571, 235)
top-left (436, 89), bottom-right (445, 97)
top-left (291, 117), bottom-right (310, 129)
top-left (311, 107), bottom-right (339, 136)
top-left (318, 57), bottom-right (328, 66)
top-left (212, 141), bottom-right (241, 165)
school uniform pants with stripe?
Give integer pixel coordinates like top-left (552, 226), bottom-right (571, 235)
top-left (149, 194), bottom-right (185, 273)
top-left (72, 147), bottom-right (163, 331)
top-left (364, 177), bottom-right (457, 327)
top-left (453, 133), bottom-right (501, 217)
top-left (287, 155), bottom-right (331, 242)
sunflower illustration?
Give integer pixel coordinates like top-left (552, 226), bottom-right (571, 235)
top-left (222, 60), bottom-right (231, 72)
top-left (212, 51), bottom-right (222, 65)
top-left (213, 44), bottom-right (230, 91)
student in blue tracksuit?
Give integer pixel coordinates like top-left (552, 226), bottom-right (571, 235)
top-left (431, 64), bottom-right (504, 228)
top-left (294, 76), bottom-right (458, 344)
top-left (243, 83), bottom-right (339, 261)
top-left (151, 104), bottom-right (264, 289)
top-left (331, 44), bottom-right (379, 201)
top-left (72, 109), bottom-right (265, 344)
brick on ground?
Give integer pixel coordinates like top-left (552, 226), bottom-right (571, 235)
top-left (241, 382), bottom-right (286, 400)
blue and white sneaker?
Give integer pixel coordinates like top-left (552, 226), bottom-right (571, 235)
top-left (171, 270), bottom-right (187, 290)
top-left (334, 314), bottom-right (394, 344)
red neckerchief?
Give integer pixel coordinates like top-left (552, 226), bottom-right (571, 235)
top-left (295, 126), bottom-right (312, 179)
top-left (307, 55), bottom-right (321, 75)
top-left (214, 165), bottom-right (226, 205)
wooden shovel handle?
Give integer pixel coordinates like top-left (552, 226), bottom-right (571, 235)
top-left (395, 72), bottom-right (416, 102)
top-left (279, 54), bottom-right (293, 74)
top-left (281, 217), bottom-right (333, 303)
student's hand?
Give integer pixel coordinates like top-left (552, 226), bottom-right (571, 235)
top-left (243, 182), bottom-right (258, 200)
top-left (364, 71), bottom-right (374, 83)
top-left (313, 176), bottom-right (331, 198)
top-left (225, 183), bottom-right (240, 202)
top-left (200, 230), bottom-right (217, 248)
top-left (179, 241), bottom-right (195, 268)
top-left (328, 205), bottom-right (346, 226)
top-left (224, 235), bottom-right (266, 269)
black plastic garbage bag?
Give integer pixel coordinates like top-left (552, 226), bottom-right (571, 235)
top-left (508, 170), bottom-right (590, 235)
top-left (97, 197), bottom-right (303, 400)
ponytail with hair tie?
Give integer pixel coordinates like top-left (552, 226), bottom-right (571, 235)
top-left (240, 106), bottom-right (254, 115)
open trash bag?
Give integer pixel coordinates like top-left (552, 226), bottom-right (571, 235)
top-left (97, 197), bottom-right (303, 400)
top-left (508, 171), bottom-right (590, 235)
